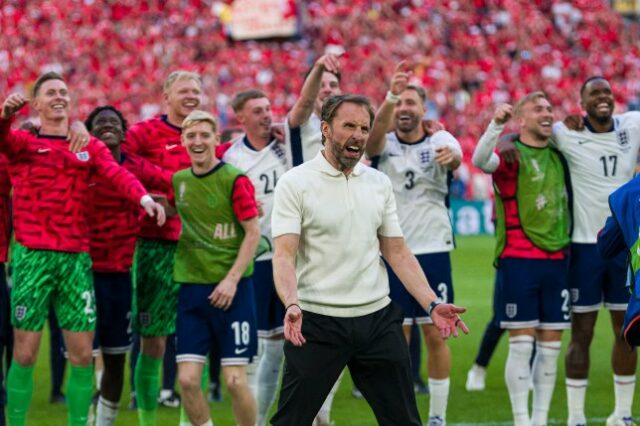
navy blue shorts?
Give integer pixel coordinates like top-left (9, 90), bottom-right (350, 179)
top-left (93, 272), bottom-right (133, 354)
top-left (496, 258), bottom-right (570, 330)
top-left (253, 260), bottom-right (284, 337)
top-left (569, 243), bottom-right (629, 312)
top-left (388, 252), bottom-right (453, 325)
top-left (176, 279), bottom-right (257, 366)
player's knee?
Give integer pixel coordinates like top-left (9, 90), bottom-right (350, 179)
top-left (423, 325), bottom-right (448, 350)
top-left (67, 347), bottom-right (94, 366)
top-left (224, 369), bottom-right (248, 396)
top-left (12, 347), bottom-right (37, 366)
top-left (178, 370), bottom-right (201, 393)
top-left (570, 326), bottom-right (594, 348)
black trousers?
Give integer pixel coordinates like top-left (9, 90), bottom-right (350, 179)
top-left (271, 302), bottom-right (421, 426)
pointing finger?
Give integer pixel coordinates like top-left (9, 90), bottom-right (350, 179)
top-left (394, 60), bottom-right (406, 74)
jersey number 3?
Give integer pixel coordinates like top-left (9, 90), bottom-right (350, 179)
top-left (405, 171), bottom-right (415, 190)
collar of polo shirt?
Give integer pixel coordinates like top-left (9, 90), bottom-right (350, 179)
top-left (313, 151), bottom-right (365, 177)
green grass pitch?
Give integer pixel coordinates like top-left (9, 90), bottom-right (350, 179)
top-left (24, 236), bottom-right (640, 425)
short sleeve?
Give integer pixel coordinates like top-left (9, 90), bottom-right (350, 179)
top-left (378, 176), bottom-right (403, 238)
top-left (231, 175), bottom-right (259, 222)
top-left (271, 173), bottom-right (302, 237)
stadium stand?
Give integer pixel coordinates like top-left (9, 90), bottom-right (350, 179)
top-left (1, 0), bottom-right (639, 199)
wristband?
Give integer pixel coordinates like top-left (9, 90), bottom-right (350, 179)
top-left (286, 303), bottom-right (301, 312)
top-left (140, 194), bottom-right (154, 207)
top-left (427, 300), bottom-right (442, 316)
top-left (385, 91), bottom-right (400, 104)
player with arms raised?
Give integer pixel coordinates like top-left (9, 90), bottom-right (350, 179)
top-left (473, 94), bottom-right (571, 426)
top-left (0, 72), bottom-right (165, 426)
top-left (366, 63), bottom-right (462, 426)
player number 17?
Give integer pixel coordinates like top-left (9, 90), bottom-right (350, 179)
top-left (600, 155), bottom-right (617, 177)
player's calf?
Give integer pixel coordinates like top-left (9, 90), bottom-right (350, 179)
top-left (565, 311), bottom-right (598, 378)
top-left (178, 361), bottom-right (210, 426)
top-left (224, 365), bottom-right (256, 426)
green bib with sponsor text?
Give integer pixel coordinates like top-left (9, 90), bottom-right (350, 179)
top-left (495, 140), bottom-right (570, 259)
top-left (173, 163), bottom-right (253, 284)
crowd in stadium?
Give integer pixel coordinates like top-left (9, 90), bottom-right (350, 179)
top-left (2, 0), bottom-right (640, 199)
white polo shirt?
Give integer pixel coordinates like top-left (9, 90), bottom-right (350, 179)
top-left (271, 151), bottom-right (404, 318)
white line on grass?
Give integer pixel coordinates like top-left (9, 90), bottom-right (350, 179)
top-left (451, 418), bottom-right (607, 426)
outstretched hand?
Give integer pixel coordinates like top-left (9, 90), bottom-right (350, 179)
top-left (283, 305), bottom-right (306, 346)
top-left (431, 303), bottom-right (469, 339)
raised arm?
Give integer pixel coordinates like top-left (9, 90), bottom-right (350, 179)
top-left (366, 62), bottom-right (409, 158)
top-left (0, 94), bottom-right (31, 157)
top-left (288, 54), bottom-right (341, 128)
top-left (472, 104), bottom-right (512, 173)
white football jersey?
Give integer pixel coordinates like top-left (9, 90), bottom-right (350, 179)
top-left (284, 113), bottom-right (322, 166)
top-left (222, 137), bottom-right (291, 260)
top-left (552, 111), bottom-right (640, 243)
top-left (374, 131), bottom-right (462, 254)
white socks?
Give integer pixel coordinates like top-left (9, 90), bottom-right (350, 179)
top-left (566, 374), bottom-right (636, 424)
top-left (316, 371), bottom-right (344, 424)
top-left (96, 397), bottom-right (118, 426)
top-left (613, 374), bottom-right (636, 419)
top-left (531, 341), bottom-right (561, 426)
top-left (95, 367), bottom-right (104, 391)
top-left (428, 377), bottom-right (450, 421)
top-left (199, 421), bottom-right (213, 426)
top-left (505, 335), bottom-right (534, 426)
top-left (247, 338), bottom-right (264, 398)
top-left (566, 378), bottom-right (587, 425)
top-left (255, 338), bottom-right (284, 426)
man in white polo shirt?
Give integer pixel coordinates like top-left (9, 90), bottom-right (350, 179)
top-left (270, 94), bottom-right (468, 425)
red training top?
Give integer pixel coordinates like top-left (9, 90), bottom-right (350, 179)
top-left (0, 117), bottom-right (148, 253)
top-left (124, 115), bottom-right (191, 242)
top-left (88, 154), bottom-right (173, 272)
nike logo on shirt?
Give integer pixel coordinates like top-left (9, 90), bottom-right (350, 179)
top-left (165, 144), bottom-right (179, 150)
top-left (234, 347), bottom-right (248, 355)
top-left (37, 148), bottom-right (51, 153)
